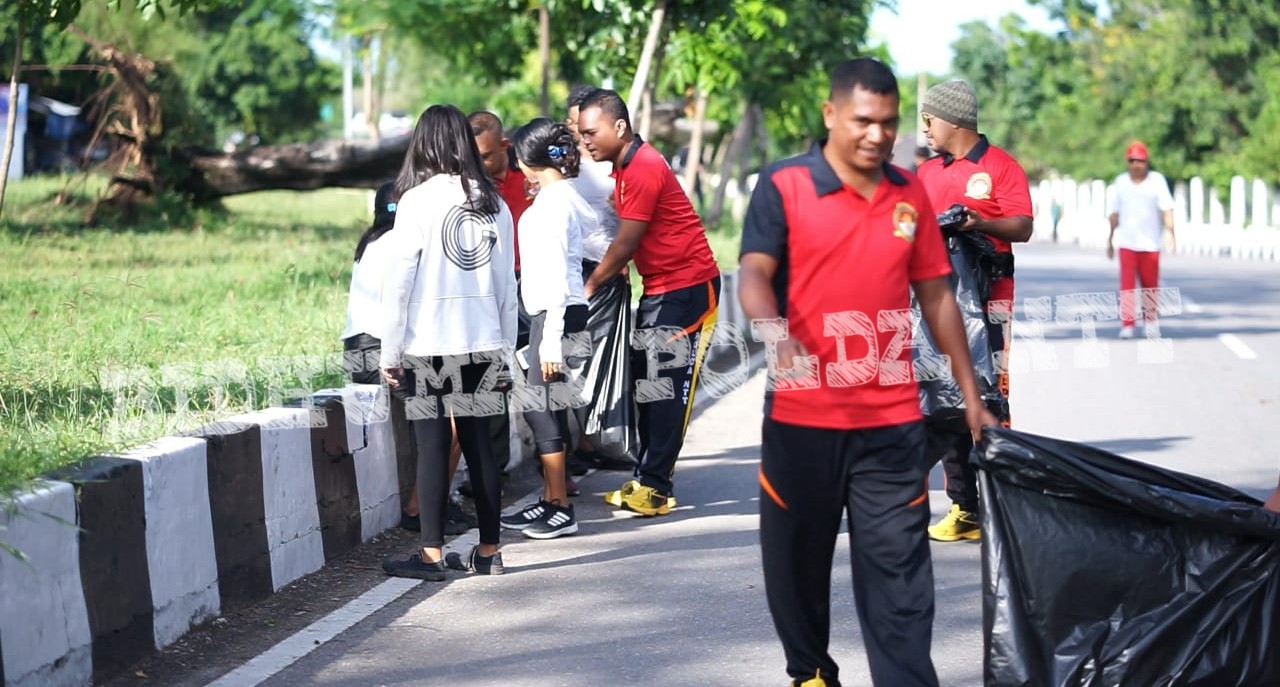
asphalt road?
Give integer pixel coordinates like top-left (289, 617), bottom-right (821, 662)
top-left (198, 241), bottom-right (1279, 687)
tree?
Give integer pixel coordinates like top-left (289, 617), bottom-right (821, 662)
top-left (1, 0), bottom-right (227, 219)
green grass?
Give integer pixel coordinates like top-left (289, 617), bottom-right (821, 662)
top-left (0, 177), bottom-right (745, 496)
top-left (0, 177), bottom-right (371, 495)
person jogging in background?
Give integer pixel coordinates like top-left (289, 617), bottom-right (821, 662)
top-left (498, 117), bottom-right (594, 540)
top-left (1107, 140), bottom-right (1175, 339)
top-left (576, 88), bottom-right (721, 517)
top-left (380, 104), bottom-right (518, 580)
top-left (739, 57), bottom-right (997, 687)
top-left (917, 79), bottom-right (1033, 543)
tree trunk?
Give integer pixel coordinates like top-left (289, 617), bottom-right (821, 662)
top-left (361, 34), bottom-right (379, 142)
top-left (626, 0), bottom-right (667, 121)
top-left (176, 135), bottom-right (410, 200)
top-left (682, 90), bottom-right (707, 201)
top-left (638, 27), bottom-right (669, 141)
top-left (0, 13), bottom-right (23, 220)
top-left (706, 102), bottom-right (753, 228)
top-left (538, 3), bottom-right (551, 116)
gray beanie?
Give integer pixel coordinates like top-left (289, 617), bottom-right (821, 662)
top-left (922, 80), bottom-right (979, 131)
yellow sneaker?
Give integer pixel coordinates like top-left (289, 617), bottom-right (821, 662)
top-left (619, 484), bottom-right (672, 516)
top-left (928, 504), bottom-right (981, 542)
top-left (604, 479), bottom-right (640, 507)
top-left (605, 479), bottom-right (677, 510)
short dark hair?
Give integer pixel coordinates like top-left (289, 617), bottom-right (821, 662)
top-left (579, 88), bottom-right (630, 130)
top-left (567, 84), bottom-right (599, 110)
top-left (829, 58), bottom-right (898, 101)
top-left (468, 110), bottom-right (503, 138)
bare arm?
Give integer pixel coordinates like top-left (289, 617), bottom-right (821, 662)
top-left (584, 218), bottom-right (645, 296)
top-left (967, 214), bottom-right (1033, 243)
top-left (913, 275), bottom-right (998, 439)
top-left (1163, 209), bottom-right (1176, 252)
top-left (740, 252), bottom-right (807, 367)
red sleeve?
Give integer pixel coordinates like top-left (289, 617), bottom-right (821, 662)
top-left (908, 187), bottom-right (952, 283)
top-left (993, 156), bottom-right (1033, 218)
top-left (616, 158), bottom-right (663, 224)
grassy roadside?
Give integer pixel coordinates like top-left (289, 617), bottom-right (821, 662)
top-left (0, 177), bottom-right (746, 496)
top-left (0, 178), bottom-right (369, 495)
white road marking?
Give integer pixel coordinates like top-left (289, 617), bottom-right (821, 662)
top-left (1183, 296), bottom-right (1204, 314)
top-left (1217, 333), bottom-right (1258, 360)
top-left (203, 577), bottom-right (422, 687)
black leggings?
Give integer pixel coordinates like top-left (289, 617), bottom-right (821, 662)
top-left (402, 355), bottom-right (503, 548)
top-left (523, 305), bottom-right (588, 455)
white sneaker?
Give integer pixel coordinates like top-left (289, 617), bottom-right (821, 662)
top-left (1118, 326), bottom-right (1136, 339)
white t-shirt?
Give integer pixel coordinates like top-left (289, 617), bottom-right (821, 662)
top-left (1109, 171), bottom-right (1174, 252)
top-left (339, 233), bottom-right (397, 340)
top-left (569, 154), bottom-right (619, 262)
top-left (518, 179), bottom-right (592, 364)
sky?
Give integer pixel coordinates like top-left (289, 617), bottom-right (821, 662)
top-left (868, 0), bottom-right (1061, 76)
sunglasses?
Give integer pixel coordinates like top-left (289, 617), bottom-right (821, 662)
top-left (1127, 158), bottom-right (1147, 163)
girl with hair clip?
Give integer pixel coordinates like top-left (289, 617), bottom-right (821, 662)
top-left (379, 104), bottom-right (519, 579)
top-left (499, 117), bottom-right (596, 539)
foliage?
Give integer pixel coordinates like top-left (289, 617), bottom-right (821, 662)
top-left (954, 0), bottom-right (1280, 186)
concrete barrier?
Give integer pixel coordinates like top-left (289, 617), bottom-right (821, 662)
top-left (121, 437), bottom-right (220, 650)
top-left (0, 482), bottom-right (93, 687)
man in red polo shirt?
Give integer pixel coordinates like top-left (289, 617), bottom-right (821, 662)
top-left (917, 80), bottom-right (1033, 543)
top-left (576, 88), bottom-right (721, 517)
top-left (470, 111), bottom-right (534, 478)
top-left (740, 58), bottom-right (995, 687)
top-left (469, 111), bottom-right (533, 270)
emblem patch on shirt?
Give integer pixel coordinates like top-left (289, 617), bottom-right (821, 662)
top-left (893, 202), bottom-right (917, 242)
top-left (966, 172), bottom-right (993, 200)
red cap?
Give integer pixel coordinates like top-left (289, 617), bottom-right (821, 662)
top-left (1126, 141), bottom-right (1149, 161)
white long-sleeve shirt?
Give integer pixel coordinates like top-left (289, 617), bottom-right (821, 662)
top-left (379, 175), bottom-right (518, 368)
top-left (518, 179), bottom-right (591, 364)
top-left (339, 234), bottom-right (397, 340)
top-left (569, 154), bottom-right (619, 262)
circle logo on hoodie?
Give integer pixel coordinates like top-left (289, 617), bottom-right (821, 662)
top-left (442, 206), bottom-right (498, 270)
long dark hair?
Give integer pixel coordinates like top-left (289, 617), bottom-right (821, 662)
top-left (354, 181), bottom-right (398, 262)
top-left (395, 104), bottom-right (500, 215)
top-left (512, 117), bottom-right (580, 178)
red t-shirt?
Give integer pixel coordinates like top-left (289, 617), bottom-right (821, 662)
top-left (613, 140), bottom-right (719, 294)
top-left (916, 136), bottom-right (1031, 304)
top-left (497, 168), bottom-right (532, 271)
top-left (740, 143), bottom-right (952, 430)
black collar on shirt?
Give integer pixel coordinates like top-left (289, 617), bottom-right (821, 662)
top-left (941, 134), bottom-right (990, 167)
top-left (806, 139), bottom-right (907, 197)
top-left (618, 135), bottom-right (645, 170)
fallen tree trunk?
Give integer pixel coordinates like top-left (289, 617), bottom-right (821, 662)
top-left (175, 135), bottom-right (410, 200)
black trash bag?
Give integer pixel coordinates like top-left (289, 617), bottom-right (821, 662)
top-left (568, 273), bottom-right (638, 467)
top-left (912, 227), bottom-right (1008, 423)
top-left (974, 427), bottom-right (1280, 687)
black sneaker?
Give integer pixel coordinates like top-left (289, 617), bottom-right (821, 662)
top-left (522, 503), bottom-right (577, 540)
top-left (399, 511), bottom-right (421, 532)
top-left (445, 501), bottom-right (477, 535)
top-left (381, 553), bottom-right (446, 581)
top-left (501, 500), bottom-right (550, 530)
top-left (445, 546), bottom-right (504, 575)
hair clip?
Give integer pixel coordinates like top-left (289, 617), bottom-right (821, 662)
top-left (386, 202), bottom-right (397, 213)
top-left (547, 144), bottom-right (566, 160)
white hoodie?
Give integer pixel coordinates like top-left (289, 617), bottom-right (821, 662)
top-left (379, 175), bottom-right (518, 368)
